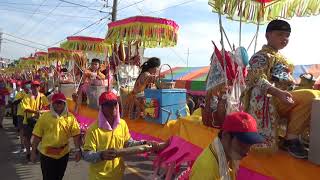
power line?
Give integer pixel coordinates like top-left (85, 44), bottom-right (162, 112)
top-left (134, 1), bottom-right (144, 15)
top-left (14, 0), bottom-right (49, 35)
top-left (2, 38), bottom-right (46, 50)
top-left (0, 8), bottom-right (97, 19)
top-left (42, 0), bottom-right (103, 42)
top-left (145, 0), bottom-right (196, 15)
top-left (88, 19), bottom-right (108, 36)
top-left (0, 2), bottom-right (101, 7)
top-left (98, 22), bottom-right (108, 37)
top-left (0, 4), bottom-right (43, 11)
top-left (49, 15), bottom-right (111, 47)
top-left (58, 0), bottom-right (110, 13)
top-left (117, 0), bottom-right (196, 18)
top-left (170, 48), bottom-right (188, 65)
top-left (3, 33), bottom-right (49, 47)
top-left (120, 0), bottom-right (195, 65)
top-left (118, 0), bottom-right (145, 11)
top-left (21, 1), bottom-right (63, 36)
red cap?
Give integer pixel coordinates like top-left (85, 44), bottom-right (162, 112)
top-left (222, 112), bottom-right (264, 145)
top-left (10, 79), bottom-right (16, 84)
top-left (16, 81), bottom-right (22, 86)
top-left (52, 93), bottom-right (66, 103)
top-left (99, 91), bottom-right (117, 105)
top-left (223, 112), bottom-right (258, 132)
top-left (31, 80), bottom-right (41, 86)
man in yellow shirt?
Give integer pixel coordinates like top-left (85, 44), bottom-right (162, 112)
top-left (83, 91), bottom-right (160, 180)
top-left (20, 80), bottom-right (49, 160)
top-left (12, 81), bottom-right (30, 153)
top-left (190, 112), bottom-right (265, 180)
top-left (31, 93), bottom-right (81, 180)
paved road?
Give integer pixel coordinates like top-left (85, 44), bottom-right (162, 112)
top-left (0, 117), bottom-right (155, 180)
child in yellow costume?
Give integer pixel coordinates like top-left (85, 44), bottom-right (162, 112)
top-left (241, 19), bottom-right (320, 159)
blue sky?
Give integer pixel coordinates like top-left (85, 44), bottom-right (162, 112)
top-left (1, 0), bottom-right (320, 66)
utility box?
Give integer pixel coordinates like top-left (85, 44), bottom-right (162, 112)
top-left (144, 89), bottom-right (187, 124)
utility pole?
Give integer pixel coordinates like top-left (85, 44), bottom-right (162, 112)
top-left (111, 0), bottom-right (118, 22)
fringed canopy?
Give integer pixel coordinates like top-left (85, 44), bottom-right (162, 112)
top-left (35, 51), bottom-right (49, 65)
top-left (209, 0), bottom-right (320, 24)
top-left (17, 57), bottom-right (36, 69)
top-left (60, 36), bottom-right (110, 54)
top-left (105, 16), bottom-right (179, 48)
top-left (48, 47), bottom-right (71, 61)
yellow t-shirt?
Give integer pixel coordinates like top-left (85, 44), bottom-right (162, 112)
top-left (32, 111), bottom-right (80, 159)
top-left (83, 119), bottom-right (131, 180)
top-left (15, 91), bottom-right (27, 116)
top-left (192, 108), bottom-right (202, 117)
top-left (190, 144), bottom-right (236, 180)
top-left (20, 93), bottom-right (49, 124)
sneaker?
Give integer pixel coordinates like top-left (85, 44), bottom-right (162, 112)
top-left (287, 139), bottom-right (308, 159)
top-left (12, 148), bottom-right (26, 154)
top-left (279, 137), bottom-right (290, 151)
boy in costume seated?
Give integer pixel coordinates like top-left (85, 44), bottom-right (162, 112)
top-left (241, 19), bottom-right (320, 159)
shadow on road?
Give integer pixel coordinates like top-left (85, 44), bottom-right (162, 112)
top-left (0, 118), bottom-right (42, 180)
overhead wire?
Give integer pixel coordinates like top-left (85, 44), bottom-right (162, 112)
top-left (114, 0), bottom-right (189, 65)
top-left (118, 0), bottom-right (146, 11)
top-left (21, 1), bottom-right (64, 36)
top-left (146, 0), bottom-right (198, 65)
top-left (49, 15), bottom-right (111, 47)
top-left (2, 38), bottom-right (47, 51)
top-left (11, 2), bottom-right (106, 47)
top-left (58, 0), bottom-right (110, 13)
top-left (41, 0), bottom-right (104, 38)
top-left (122, 0), bottom-right (197, 65)
top-left (3, 33), bottom-right (49, 47)
top-left (2, 0), bottom-right (110, 58)
top-left (5, 0), bottom-right (138, 53)
top-left (98, 23), bottom-right (107, 37)
top-left (47, 0), bottom-right (111, 47)
top-left (87, 4), bottom-right (111, 36)
top-left (13, 0), bottom-right (49, 35)
top-left (144, 0), bottom-right (196, 15)
top-left (0, 8), bottom-right (98, 19)
top-left (0, 2), bottom-right (101, 7)
top-left (87, 19), bottom-right (107, 35)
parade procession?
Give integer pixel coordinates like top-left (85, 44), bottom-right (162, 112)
top-left (1, 0), bottom-right (320, 180)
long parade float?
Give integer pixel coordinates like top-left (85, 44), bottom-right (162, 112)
top-left (4, 0), bottom-right (320, 179)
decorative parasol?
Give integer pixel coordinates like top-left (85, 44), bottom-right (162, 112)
top-left (48, 47), bottom-right (71, 61)
top-left (209, 0), bottom-right (320, 24)
top-left (19, 57), bottom-right (29, 64)
top-left (19, 57), bottom-right (35, 67)
top-left (60, 36), bottom-right (110, 54)
top-left (105, 16), bottom-right (179, 48)
top-left (35, 51), bottom-right (49, 66)
top-left (16, 57), bottom-right (35, 79)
